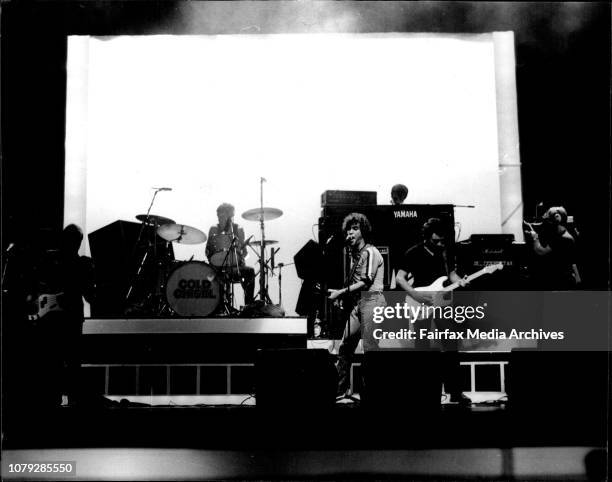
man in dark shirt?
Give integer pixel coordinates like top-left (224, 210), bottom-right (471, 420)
top-left (396, 218), bottom-right (464, 302)
top-left (57, 225), bottom-right (96, 405)
top-left (395, 217), bottom-right (469, 404)
top-left (29, 225), bottom-right (96, 406)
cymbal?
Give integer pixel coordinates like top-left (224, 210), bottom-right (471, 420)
top-left (248, 239), bottom-right (278, 247)
top-left (241, 207), bottom-right (283, 222)
top-left (157, 224), bottom-right (207, 244)
top-left (136, 214), bottom-right (175, 226)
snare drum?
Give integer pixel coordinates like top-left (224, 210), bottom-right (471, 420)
top-left (165, 261), bottom-right (221, 316)
top-left (209, 233), bottom-right (240, 267)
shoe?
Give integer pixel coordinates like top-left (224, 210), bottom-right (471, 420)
top-left (336, 385), bottom-right (351, 400)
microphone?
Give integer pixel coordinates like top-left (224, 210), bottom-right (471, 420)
top-left (535, 201), bottom-right (544, 219)
top-left (153, 187), bottom-right (173, 191)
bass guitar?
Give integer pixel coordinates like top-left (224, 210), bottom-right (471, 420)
top-left (378, 263), bottom-right (503, 349)
top-left (405, 263), bottom-right (504, 319)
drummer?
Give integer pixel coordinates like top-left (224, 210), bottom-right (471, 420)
top-left (205, 203), bottom-right (255, 305)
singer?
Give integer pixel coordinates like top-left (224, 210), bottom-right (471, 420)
top-left (328, 212), bottom-right (386, 398)
top-left (205, 203), bottom-right (255, 305)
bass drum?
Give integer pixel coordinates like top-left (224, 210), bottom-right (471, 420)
top-left (165, 261), bottom-right (222, 316)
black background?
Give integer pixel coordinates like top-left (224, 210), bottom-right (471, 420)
top-left (2, 1), bottom-right (610, 289)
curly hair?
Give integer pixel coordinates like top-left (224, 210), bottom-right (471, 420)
top-left (342, 212), bottom-right (372, 240)
top-left (544, 206), bottom-right (568, 225)
top-left (421, 217), bottom-right (446, 240)
top-left (216, 203), bottom-right (235, 217)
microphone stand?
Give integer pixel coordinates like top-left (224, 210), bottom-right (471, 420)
top-left (126, 189), bottom-right (161, 303)
top-left (319, 230), bottom-right (337, 340)
top-left (272, 255), bottom-right (290, 306)
top-left (1, 244), bottom-right (15, 288)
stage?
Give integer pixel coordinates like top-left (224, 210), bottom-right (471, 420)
top-left (2, 395), bottom-right (606, 480)
top-left (2, 317), bottom-right (608, 481)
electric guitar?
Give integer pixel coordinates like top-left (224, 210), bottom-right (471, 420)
top-left (28, 292), bottom-right (64, 321)
top-left (378, 263), bottom-right (503, 349)
top-left (405, 263), bottom-right (504, 318)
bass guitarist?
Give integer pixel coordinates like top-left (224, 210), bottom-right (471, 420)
top-left (395, 217), bottom-right (470, 405)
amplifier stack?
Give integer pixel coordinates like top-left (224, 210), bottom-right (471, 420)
top-left (456, 234), bottom-right (528, 289)
top-left (318, 193), bottom-right (455, 338)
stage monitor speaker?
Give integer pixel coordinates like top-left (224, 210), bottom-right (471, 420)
top-left (88, 219), bottom-right (173, 316)
top-left (362, 350), bottom-right (442, 412)
top-left (293, 240), bottom-right (324, 281)
top-left (507, 349), bottom-right (608, 424)
top-left (255, 348), bottom-right (338, 410)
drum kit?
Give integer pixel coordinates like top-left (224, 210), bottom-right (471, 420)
top-left (125, 182), bottom-right (285, 317)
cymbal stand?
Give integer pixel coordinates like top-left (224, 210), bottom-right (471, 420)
top-left (219, 223), bottom-right (241, 315)
top-left (246, 243), bottom-right (273, 272)
top-left (257, 177), bottom-right (271, 303)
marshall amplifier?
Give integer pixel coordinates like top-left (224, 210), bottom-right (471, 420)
top-left (338, 245), bottom-right (391, 288)
top-left (456, 235), bottom-right (528, 289)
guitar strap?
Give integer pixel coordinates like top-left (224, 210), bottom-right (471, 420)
top-left (344, 244), bottom-right (369, 303)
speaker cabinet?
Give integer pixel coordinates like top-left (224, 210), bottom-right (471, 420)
top-left (362, 350), bottom-right (443, 412)
top-left (88, 220), bottom-right (173, 316)
top-left (255, 348), bottom-right (338, 410)
top-left (507, 349), bottom-right (608, 424)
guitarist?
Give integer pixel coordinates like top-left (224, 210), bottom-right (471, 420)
top-left (396, 217), bottom-right (466, 306)
top-left (395, 217), bottom-right (470, 404)
top-left (31, 225), bottom-right (96, 407)
top-left (328, 213), bottom-right (385, 398)
top-left (58, 224), bottom-right (96, 405)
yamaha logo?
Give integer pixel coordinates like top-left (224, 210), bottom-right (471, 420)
top-left (393, 210), bottom-right (418, 219)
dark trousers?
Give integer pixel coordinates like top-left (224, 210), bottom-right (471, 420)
top-left (413, 315), bottom-right (463, 398)
top-left (223, 265), bottom-right (255, 305)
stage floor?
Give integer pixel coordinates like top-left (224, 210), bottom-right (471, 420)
top-left (2, 393), bottom-right (606, 480)
top-left (4, 395), bottom-right (605, 449)
top-left (97, 392), bottom-right (506, 406)
top-left (2, 446), bottom-right (603, 481)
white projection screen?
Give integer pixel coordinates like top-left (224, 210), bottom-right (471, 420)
top-left (65, 33), bottom-right (522, 316)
